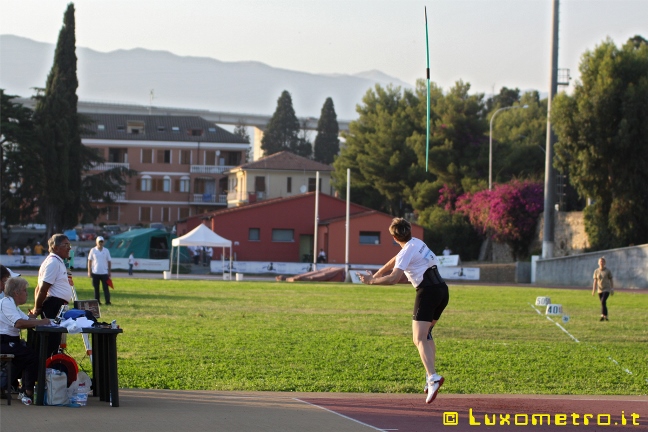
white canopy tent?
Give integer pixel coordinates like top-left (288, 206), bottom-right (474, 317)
top-left (170, 224), bottom-right (232, 279)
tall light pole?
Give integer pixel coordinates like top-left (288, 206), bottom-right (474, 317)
top-left (489, 105), bottom-right (528, 190)
top-left (542, 0), bottom-right (561, 259)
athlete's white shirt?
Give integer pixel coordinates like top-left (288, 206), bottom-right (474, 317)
top-left (394, 237), bottom-right (440, 287)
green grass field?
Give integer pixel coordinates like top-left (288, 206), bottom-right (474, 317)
top-left (23, 276), bottom-right (648, 395)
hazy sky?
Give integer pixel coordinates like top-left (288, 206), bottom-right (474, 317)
top-left (1, 0), bottom-right (646, 94)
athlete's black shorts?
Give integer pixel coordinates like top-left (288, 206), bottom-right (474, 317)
top-left (412, 266), bottom-right (449, 322)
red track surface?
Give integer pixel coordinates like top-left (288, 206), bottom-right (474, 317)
top-left (302, 394), bottom-right (648, 432)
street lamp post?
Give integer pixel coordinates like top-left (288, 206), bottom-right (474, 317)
top-left (488, 105), bottom-right (528, 190)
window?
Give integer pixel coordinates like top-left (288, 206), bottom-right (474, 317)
top-left (152, 178), bottom-right (170, 192)
top-left (127, 120), bottom-right (145, 134)
top-left (194, 178), bottom-right (206, 194)
top-left (176, 176), bottom-right (190, 193)
top-left (179, 208), bottom-right (190, 219)
top-left (117, 125), bottom-right (125, 132)
top-left (287, 177), bottom-right (292, 193)
top-left (140, 176), bottom-right (152, 192)
top-left (157, 126), bottom-right (166, 132)
top-left (142, 149), bottom-right (153, 163)
top-left (227, 151), bottom-right (241, 166)
top-left (157, 149), bottom-right (171, 164)
top-left (272, 229), bottom-right (294, 242)
top-left (161, 207), bottom-right (170, 222)
top-left (172, 126), bottom-right (180, 132)
top-left (189, 128), bottom-right (203, 136)
top-left (359, 231), bottom-right (381, 245)
top-left (205, 151), bottom-right (217, 166)
top-left (208, 127), bottom-right (216, 132)
top-left (108, 148), bottom-right (127, 163)
top-left (180, 150), bottom-right (191, 165)
top-left (140, 207), bottom-right (151, 222)
top-left (106, 206), bottom-right (119, 221)
top-left (255, 176), bottom-right (266, 192)
top-left (308, 177), bottom-right (321, 192)
top-left (229, 177), bottom-right (238, 191)
top-left (98, 124), bottom-right (105, 131)
top-left (249, 228), bottom-right (260, 241)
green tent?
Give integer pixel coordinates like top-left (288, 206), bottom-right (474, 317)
top-left (104, 228), bottom-right (171, 259)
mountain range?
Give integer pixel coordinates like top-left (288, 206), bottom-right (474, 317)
top-left (0, 34), bottom-right (414, 120)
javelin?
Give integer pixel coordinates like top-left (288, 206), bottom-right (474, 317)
top-left (425, 6), bottom-right (431, 172)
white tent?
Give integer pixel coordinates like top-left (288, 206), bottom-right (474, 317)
top-left (170, 224), bottom-right (232, 279)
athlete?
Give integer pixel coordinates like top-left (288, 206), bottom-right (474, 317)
top-left (358, 217), bottom-right (449, 404)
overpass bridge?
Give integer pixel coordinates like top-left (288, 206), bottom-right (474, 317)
top-left (14, 98), bottom-right (351, 131)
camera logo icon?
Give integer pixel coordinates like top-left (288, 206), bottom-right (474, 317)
top-left (443, 411), bottom-right (459, 426)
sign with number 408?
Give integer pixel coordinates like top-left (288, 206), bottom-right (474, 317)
top-left (546, 304), bottom-right (563, 315)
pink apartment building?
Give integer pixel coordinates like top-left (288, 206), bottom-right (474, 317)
top-left (82, 113), bottom-right (249, 227)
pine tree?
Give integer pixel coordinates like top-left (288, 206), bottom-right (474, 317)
top-left (313, 97), bottom-right (340, 165)
top-left (261, 90), bottom-right (303, 157)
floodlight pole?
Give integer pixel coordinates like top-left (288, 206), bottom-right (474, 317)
top-left (542, 0), bottom-right (560, 259)
top-left (345, 169), bottom-right (350, 282)
top-left (313, 171), bottom-right (320, 270)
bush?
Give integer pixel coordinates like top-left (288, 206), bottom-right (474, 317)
top-left (417, 206), bottom-right (482, 261)
top-left (455, 180), bottom-right (543, 260)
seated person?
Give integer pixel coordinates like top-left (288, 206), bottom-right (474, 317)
top-left (0, 277), bottom-right (51, 405)
top-left (317, 248), bottom-right (327, 263)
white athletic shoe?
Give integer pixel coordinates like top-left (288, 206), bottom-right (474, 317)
top-left (425, 374), bottom-right (444, 404)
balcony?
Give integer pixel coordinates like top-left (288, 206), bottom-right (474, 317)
top-left (190, 165), bottom-right (233, 175)
top-left (226, 191), bottom-right (266, 207)
top-left (191, 193), bottom-right (227, 205)
top-left (92, 162), bottom-right (130, 171)
top-left (108, 192), bottom-right (126, 202)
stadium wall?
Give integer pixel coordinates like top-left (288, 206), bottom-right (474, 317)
top-left (536, 244), bottom-right (648, 289)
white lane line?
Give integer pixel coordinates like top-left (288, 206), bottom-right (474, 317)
top-left (529, 303), bottom-right (579, 342)
top-left (294, 398), bottom-right (390, 432)
top-left (528, 303), bottom-right (644, 381)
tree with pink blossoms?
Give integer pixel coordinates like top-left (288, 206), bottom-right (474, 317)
top-left (455, 180), bottom-right (544, 259)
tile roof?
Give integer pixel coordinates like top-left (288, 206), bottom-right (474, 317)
top-left (202, 192), bottom-right (370, 218)
top-left (236, 151), bottom-right (333, 171)
top-left (80, 113), bottom-right (248, 144)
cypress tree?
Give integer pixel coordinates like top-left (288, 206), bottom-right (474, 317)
top-left (313, 97), bottom-right (340, 164)
top-left (31, 3), bottom-right (82, 236)
top-left (29, 3), bottom-right (134, 236)
top-left (261, 90), bottom-right (302, 157)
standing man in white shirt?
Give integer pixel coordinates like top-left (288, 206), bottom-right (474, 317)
top-left (128, 252), bottom-right (135, 276)
top-left (30, 234), bottom-right (74, 356)
top-left (88, 236), bottom-right (112, 305)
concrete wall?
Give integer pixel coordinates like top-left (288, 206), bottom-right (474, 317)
top-left (536, 244), bottom-right (648, 289)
